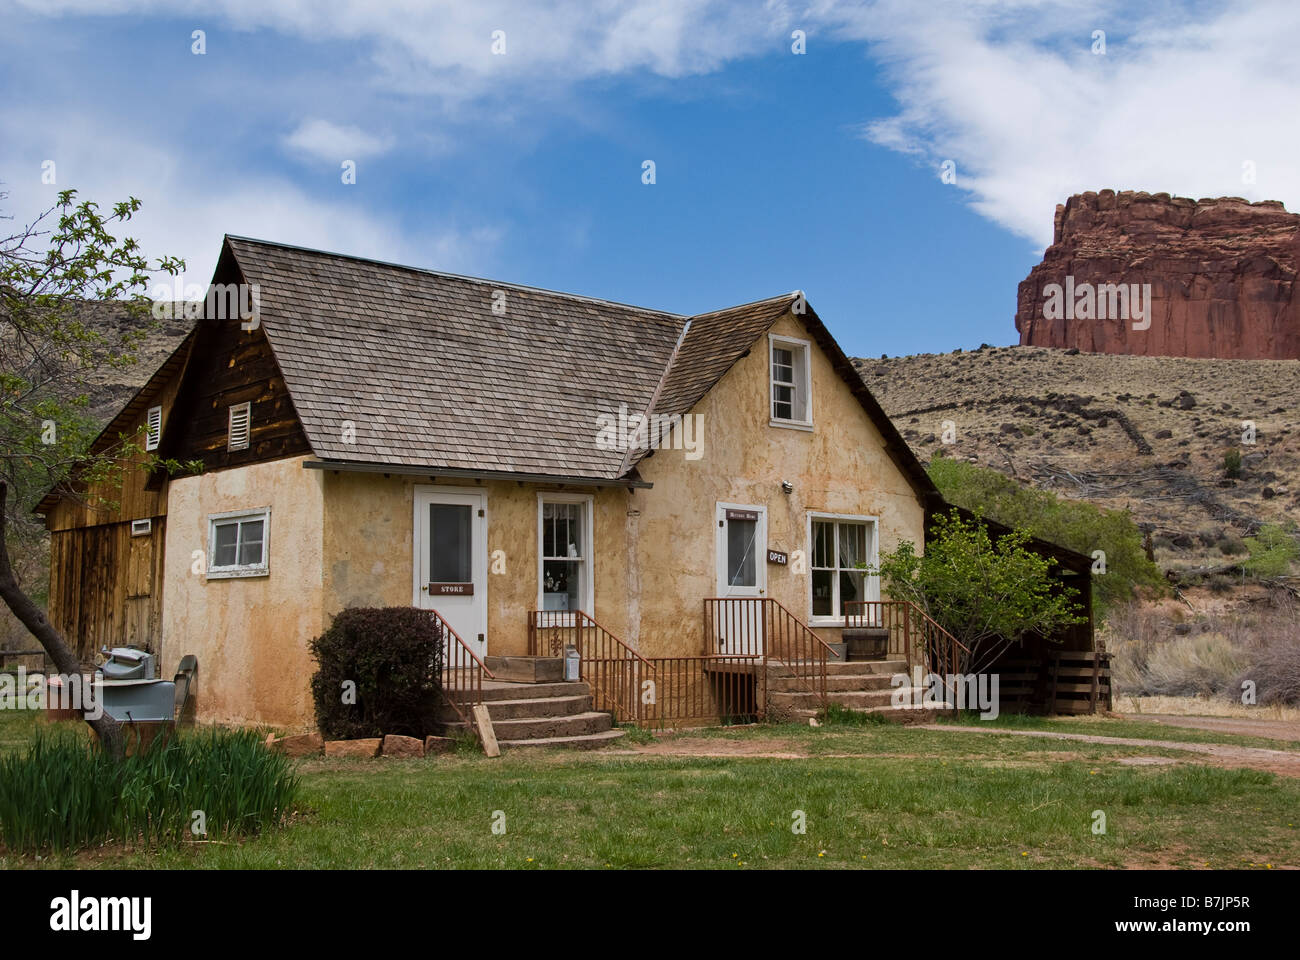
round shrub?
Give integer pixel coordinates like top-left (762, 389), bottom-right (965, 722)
top-left (310, 606), bottom-right (445, 740)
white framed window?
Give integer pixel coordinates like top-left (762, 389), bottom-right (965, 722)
top-left (145, 405), bottom-right (162, 451)
top-left (537, 493), bottom-right (594, 623)
top-left (807, 512), bottom-right (878, 624)
top-left (228, 402), bottom-right (251, 452)
top-left (769, 334), bottom-right (812, 428)
top-left (207, 507), bottom-right (270, 579)
top-left (130, 518), bottom-right (152, 537)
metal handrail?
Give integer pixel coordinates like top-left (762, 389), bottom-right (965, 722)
top-left (433, 608), bottom-right (495, 731)
top-left (528, 609), bottom-right (655, 721)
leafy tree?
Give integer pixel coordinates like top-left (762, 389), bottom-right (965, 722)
top-left (877, 509), bottom-right (1086, 675)
top-left (928, 453), bottom-right (1166, 618)
top-left (0, 188), bottom-right (183, 758)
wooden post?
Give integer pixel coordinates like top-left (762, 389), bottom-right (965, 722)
top-left (1048, 651), bottom-right (1061, 715)
top-left (1090, 651), bottom-right (1101, 714)
top-left (472, 703), bottom-right (499, 757)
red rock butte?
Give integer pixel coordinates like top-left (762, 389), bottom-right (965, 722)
top-left (1016, 190), bottom-right (1300, 359)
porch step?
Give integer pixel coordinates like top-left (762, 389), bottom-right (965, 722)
top-left (436, 694), bottom-right (592, 722)
top-left (443, 676), bottom-right (623, 749)
top-left (777, 687), bottom-right (932, 719)
top-left (446, 680), bottom-right (589, 703)
top-left (769, 658), bottom-right (908, 677)
top-left (483, 656), bottom-right (564, 683)
top-left (768, 673), bottom-right (896, 693)
top-left (446, 710), bottom-right (614, 741)
top-left (769, 689), bottom-right (899, 710)
top-left (498, 729), bottom-right (627, 750)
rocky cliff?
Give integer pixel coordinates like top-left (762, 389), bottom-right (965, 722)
top-left (1015, 191), bottom-right (1300, 359)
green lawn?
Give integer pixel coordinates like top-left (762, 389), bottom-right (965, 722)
top-left (2, 709), bottom-right (1296, 870)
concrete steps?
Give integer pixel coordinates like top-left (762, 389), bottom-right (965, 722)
top-left (767, 657), bottom-right (922, 720)
top-left (444, 676), bottom-right (623, 749)
top-left (768, 673), bottom-right (896, 693)
top-left (768, 658), bottom-right (908, 677)
top-left (499, 729), bottom-right (627, 751)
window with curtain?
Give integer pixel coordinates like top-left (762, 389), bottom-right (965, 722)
top-left (811, 518), bottom-right (872, 618)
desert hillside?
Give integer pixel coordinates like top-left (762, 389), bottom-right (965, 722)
top-left (854, 346), bottom-right (1300, 578)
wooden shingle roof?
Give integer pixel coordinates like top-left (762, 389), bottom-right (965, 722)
top-left (226, 236), bottom-right (684, 480)
top-left (209, 236), bottom-right (937, 499)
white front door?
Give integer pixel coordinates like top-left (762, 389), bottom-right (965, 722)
top-left (715, 502), bottom-right (766, 655)
top-left (413, 486), bottom-right (488, 659)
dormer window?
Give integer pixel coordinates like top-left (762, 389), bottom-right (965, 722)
top-left (769, 335), bottom-right (811, 427)
top-left (228, 402), bottom-right (251, 451)
top-left (145, 405), bottom-right (162, 451)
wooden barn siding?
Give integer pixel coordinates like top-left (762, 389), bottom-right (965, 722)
top-left (44, 355), bottom-right (185, 533)
top-left (48, 518), bottom-right (166, 660)
top-left (162, 319), bottom-right (311, 472)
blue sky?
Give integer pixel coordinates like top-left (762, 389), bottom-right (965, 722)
top-left (2, 1), bottom-right (1297, 357)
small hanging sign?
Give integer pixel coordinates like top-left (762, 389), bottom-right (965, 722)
top-left (767, 549), bottom-right (788, 566)
top-left (725, 509), bottom-right (759, 522)
top-left (430, 582), bottom-right (474, 596)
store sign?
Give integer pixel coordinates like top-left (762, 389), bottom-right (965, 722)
top-left (430, 582), bottom-right (474, 596)
top-left (725, 509), bottom-right (759, 522)
top-left (767, 549), bottom-right (788, 566)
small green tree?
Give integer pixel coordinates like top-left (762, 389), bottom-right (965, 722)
top-left (877, 510), bottom-right (1086, 675)
top-left (0, 188), bottom-right (183, 758)
top-left (928, 454), bottom-right (1166, 617)
top-left (1242, 522), bottom-right (1300, 578)
top-left (1223, 448), bottom-right (1242, 479)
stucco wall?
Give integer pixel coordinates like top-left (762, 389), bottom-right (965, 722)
top-left (160, 454), bottom-right (324, 728)
top-left (631, 310), bottom-right (926, 656)
top-left (320, 472), bottom-right (634, 658)
top-left (162, 307), bottom-right (925, 729)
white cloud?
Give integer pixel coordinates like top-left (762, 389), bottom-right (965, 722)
top-left (9, 0), bottom-right (1298, 255)
top-left (14, 0), bottom-right (798, 98)
top-left (283, 119), bottom-right (392, 163)
top-left (828, 0), bottom-right (1300, 247)
top-left (0, 106), bottom-right (501, 289)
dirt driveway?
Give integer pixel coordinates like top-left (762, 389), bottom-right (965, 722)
top-left (919, 724), bottom-right (1300, 778)
top-left (1120, 713), bottom-right (1300, 743)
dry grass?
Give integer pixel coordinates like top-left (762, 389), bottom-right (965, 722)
top-left (1115, 696), bottom-right (1300, 721)
top-left (857, 345), bottom-right (1300, 573)
top-left (1105, 597), bottom-right (1300, 704)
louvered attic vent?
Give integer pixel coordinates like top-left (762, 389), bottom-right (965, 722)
top-left (145, 405), bottom-right (162, 451)
top-left (228, 402), bottom-right (251, 452)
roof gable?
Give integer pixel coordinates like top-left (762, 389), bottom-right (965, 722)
top-left (225, 236), bottom-right (684, 480)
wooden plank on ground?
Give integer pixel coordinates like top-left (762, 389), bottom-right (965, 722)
top-left (472, 703), bottom-right (500, 757)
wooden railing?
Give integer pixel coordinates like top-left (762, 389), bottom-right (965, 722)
top-left (528, 610), bottom-right (655, 722)
top-left (704, 597), bottom-right (835, 709)
top-left (434, 609), bottom-right (495, 733)
top-left (844, 600), bottom-right (972, 702)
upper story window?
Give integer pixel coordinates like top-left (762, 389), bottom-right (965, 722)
top-left (207, 507), bottom-right (270, 579)
top-left (769, 335), bottom-right (812, 428)
top-left (145, 405), bottom-right (162, 451)
top-left (228, 402), bottom-right (251, 452)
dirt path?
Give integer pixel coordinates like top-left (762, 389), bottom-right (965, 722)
top-left (919, 724), bottom-right (1300, 778)
top-left (1119, 713), bottom-right (1300, 743)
